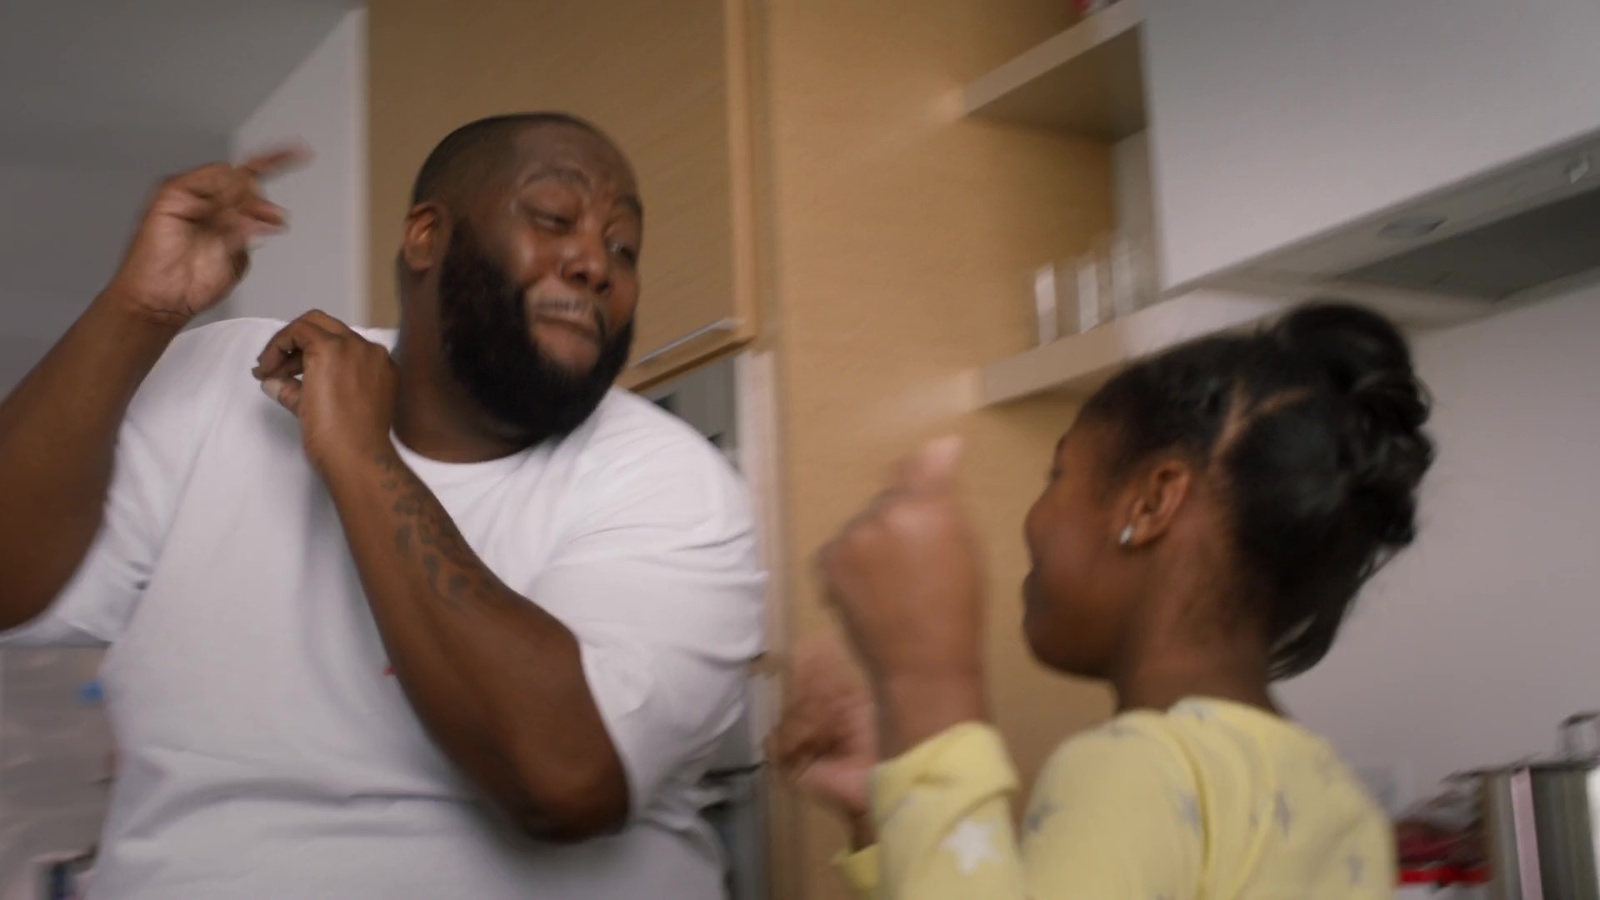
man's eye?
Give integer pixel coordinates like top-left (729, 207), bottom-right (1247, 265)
top-left (609, 242), bottom-right (639, 265)
top-left (531, 210), bottom-right (574, 232)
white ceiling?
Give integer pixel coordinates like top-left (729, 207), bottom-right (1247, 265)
top-left (0, 0), bottom-right (357, 172)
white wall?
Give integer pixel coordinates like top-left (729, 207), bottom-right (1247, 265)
top-left (1282, 281), bottom-right (1600, 807)
top-left (224, 8), bottom-right (367, 326)
top-left (0, 157), bottom-right (206, 395)
top-left (1143, 0), bottom-right (1600, 289)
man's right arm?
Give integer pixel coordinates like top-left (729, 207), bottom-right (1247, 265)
top-left (0, 296), bottom-right (185, 630)
top-left (0, 148), bottom-right (303, 634)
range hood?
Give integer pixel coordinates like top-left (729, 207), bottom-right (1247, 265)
top-left (1231, 132), bottom-right (1600, 303)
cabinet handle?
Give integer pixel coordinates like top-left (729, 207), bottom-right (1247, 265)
top-left (633, 317), bottom-right (740, 366)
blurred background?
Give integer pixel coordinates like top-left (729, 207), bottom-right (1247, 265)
top-left (2, 1), bottom-right (1599, 897)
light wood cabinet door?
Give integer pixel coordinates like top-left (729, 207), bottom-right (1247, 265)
top-left (367, 0), bottom-right (760, 384)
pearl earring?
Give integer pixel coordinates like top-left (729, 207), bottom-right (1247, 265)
top-left (1119, 525), bottom-right (1135, 546)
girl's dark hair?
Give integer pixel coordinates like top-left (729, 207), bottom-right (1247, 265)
top-left (1080, 302), bottom-right (1434, 679)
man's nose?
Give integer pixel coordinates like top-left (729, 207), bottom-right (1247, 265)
top-left (557, 229), bottom-right (612, 297)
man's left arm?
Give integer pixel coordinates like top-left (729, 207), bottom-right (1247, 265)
top-left (254, 312), bottom-right (765, 842)
top-left (325, 445), bottom-right (633, 840)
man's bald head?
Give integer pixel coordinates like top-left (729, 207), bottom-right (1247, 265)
top-left (397, 111), bottom-right (643, 445)
top-left (409, 112), bottom-right (615, 209)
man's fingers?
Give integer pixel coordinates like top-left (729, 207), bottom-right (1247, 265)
top-left (253, 316), bottom-right (339, 379)
top-left (261, 377), bottom-right (303, 415)
top-left (243, 196), bottom-right (288, 229)
top-left (298, 308), bottom-right (357, 336)
top-left (216, 208), bottom-right (281, 254)
top-left (253, 349), bottom-right (304, 383)
top-left (238, 144), bottom-right (312, 181)
top-left (792, 631), bottom-right (862, 689)
top-left (252, 311), bottom-right (359, 379)
top-left (770, 705), bottom-right (835, 771)
top-left (768, 718), bottom-right (814, 768)
top-left (215, 190), bottom-right (288, 243)
top-left (159, 150), bottom-right (301, 227)
top-left (167, 162), bottom-right (236, 198)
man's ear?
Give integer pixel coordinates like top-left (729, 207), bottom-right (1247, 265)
top-left (1118, 457), bottom-right (1194, 548)
top-left (401, 203), bottom-right (446, 275)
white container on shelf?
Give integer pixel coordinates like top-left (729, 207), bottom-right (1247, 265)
top-left (1032, 263), bottom-right (1061, 345)
top-left (1108, 235), bottom-right (1140, 319)
top-left (1074, 247), bottom-right (1113, 333)
top-left (1032, 228), bottom-right (1159, 346)
top-left (1032, 253), bottom-right (1105, 343)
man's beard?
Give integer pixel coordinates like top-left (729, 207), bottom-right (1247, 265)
top-left (436, 226), bottom-right (633, 444)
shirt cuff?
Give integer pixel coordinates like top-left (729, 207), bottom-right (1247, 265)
top-left (834, 844), bottom-right (882, 897)
top-left (871, 722), bottom-right (1018, 826)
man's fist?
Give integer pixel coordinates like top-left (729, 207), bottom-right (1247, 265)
top-left (769, 635), bottom-right (879, 823)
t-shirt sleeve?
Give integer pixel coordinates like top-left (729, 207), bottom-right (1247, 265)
top-left (527, 426), bottom-right (765, 817)
top-left (858, 723), bottom-right (1029, 899)
top-left (0, 319), bottom-right (257, 647)
top-left (839, 718), bottom-right (1203, 900)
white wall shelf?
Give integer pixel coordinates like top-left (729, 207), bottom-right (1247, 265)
top-left (962, 0), bottom-right (1145, 140)
top-left (962, 0), bottom-right (1506, 409)
top-left (979, 291), bottom-right (1277, 406)
top-left (976, 280), bottom-right (1497, 407)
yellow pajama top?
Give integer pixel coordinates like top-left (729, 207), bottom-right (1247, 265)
top-left (838, 698), bottom-right (1394, 899)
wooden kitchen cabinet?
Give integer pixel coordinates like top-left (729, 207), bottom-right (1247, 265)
top-left (366, 0), bottom-right (760, 385)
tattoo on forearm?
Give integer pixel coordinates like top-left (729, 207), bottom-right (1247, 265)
top-left (422, 554), bottom-right (442, 598)
top-left (374, 452), bottom-right (496, 610)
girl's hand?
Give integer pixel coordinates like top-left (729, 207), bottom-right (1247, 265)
top-left (817, 438), bottom-right (989, 755)
top-left (769, 636), bottom-right (878, 833)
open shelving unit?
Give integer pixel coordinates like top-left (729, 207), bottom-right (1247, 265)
top-left (961, 1), bottom-right (1496, 408)
top-left (978, 291), bottom-right (1277, 405)
top-left (976, 277), bottom-right (1496, 406)
top-left (963, 1), bottom-right (1166, 408)
top-left (963, 0), bottom-right (1146, 140)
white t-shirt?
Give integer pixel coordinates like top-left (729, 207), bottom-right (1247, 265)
top-left (1, 318), bottom-right (766, 899)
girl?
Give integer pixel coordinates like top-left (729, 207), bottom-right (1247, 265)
top-left (773, 304), bottom-right (1433, 898)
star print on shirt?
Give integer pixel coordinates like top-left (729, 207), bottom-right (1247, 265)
top-left (942, 818), bottom-right (1001, 875)
top-left (1274, 789), bottom-right (1292, 837)
top-left (882, 790), bottom-right (920, 832)
top-left (1023, 797), bottom-right (1059, 838)
top-left (1176, 791), bottom-right (1202, 834)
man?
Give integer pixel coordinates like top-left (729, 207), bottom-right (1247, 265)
top-left (0, 113), bottom-right (764, 898)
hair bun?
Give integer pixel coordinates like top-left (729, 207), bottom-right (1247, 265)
top-left (1271, 303), bottom-right (1435, 546)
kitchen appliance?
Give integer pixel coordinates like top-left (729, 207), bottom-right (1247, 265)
top-left (646, 357), bottom-right (769, 900)
top-left (1234, 133), bottom-right (1600, 304)
top-left (1473, 713), bottom-right (1600, 900)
